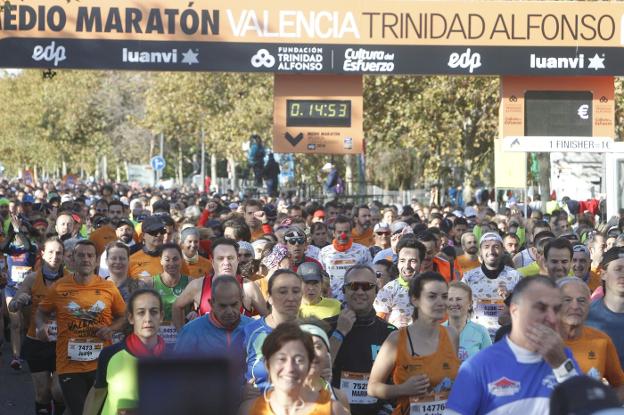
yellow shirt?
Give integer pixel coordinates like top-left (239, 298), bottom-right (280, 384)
top-left (518, 262), bottom-right (540, 277)
top-left (299, 297), bottom-right (341, 320)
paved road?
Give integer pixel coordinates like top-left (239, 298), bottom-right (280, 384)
top-left (1, 340), bottom-right (34, 415)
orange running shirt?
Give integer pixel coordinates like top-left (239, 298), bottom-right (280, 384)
top-left (38, 274), bottom-right (126, 374)
top-left (182, 256), bottom-right (213, 279)
top-left (457, 255), bottom-right (480, 273)
top-left (128, 250), bottom-right (162, 279)
top-left (27, 268), bottom-right (71, 338)
top-left (248, 389), bottom-right (331, 415)
top-left (89, 227), bottom-right (117, 257)
top-left (352, 228), bottom-right (374, 247)
top-left (392, 326), bottom-right (460, 415)
top-left (565, 326), bottom-right (624, 386)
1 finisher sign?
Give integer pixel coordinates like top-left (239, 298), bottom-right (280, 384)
top-left (2, 0), bottom-right (624, 75)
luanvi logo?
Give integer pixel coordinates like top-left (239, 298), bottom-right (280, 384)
top-left (122, 48), bottom-right (179, 64)
top-left (32, 41), bottom-right (66, 67)
top-left (529, 53), bottom-right (605, 70)
top-left (447, 48), bottom-right (481, 73)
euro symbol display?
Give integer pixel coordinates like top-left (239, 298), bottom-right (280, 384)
top-left (577, 104), bottom-right (589, 120)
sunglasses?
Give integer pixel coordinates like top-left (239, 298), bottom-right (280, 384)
top-left (146, 229), bottom-right (166, 237)
top-left (285, 237), bottom-right (306, 245)
top-left (344, 282), bottom-right (376, 292)
top-left (375, 232), bottom-right (390, 236)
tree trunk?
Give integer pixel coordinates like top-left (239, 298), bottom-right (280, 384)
top-left (211, 153), bottom-right (217, 193)
top-left (538, 153), bottom-right (551, 211)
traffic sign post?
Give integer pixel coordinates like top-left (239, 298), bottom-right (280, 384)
top-left (150, 155), bottom-right (166, 186)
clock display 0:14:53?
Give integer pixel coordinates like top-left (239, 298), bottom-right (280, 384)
top-left (286, 100), bottom-right (351, 127)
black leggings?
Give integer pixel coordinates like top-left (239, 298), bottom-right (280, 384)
top-left (58, 371), bottom-right (96, 415)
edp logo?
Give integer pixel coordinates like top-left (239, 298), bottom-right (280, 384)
top-left (447, 48), bottom-right (481, 73)
top-left (32, 41), bottom-right (66, 67)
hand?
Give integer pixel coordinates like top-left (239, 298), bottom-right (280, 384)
top-left (95, 326), bottom-right (114, 341)
top-left (525, 324), bottom-right (567, 368)
top-left (186, 310), bottom-right (198, 321)
top-left (254, 210), bottom-right (268, 224)
top-left (399, 374), bottom-right (430, 397)
top-left (320, 366), bottom-right (333, 383)
top-left (10, 213), bottom-right (20, 232)
top-left (35, 325), bottom-right (50, 342)
top-left (336, 307), bottom-right (357, 336)
top-left (497, 282), bottom-right (508, 299)
top-left (8, 293), bottom-right (30, 312)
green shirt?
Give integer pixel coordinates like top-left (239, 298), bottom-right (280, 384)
top-left (518, 261), bottom-right (540, 277)
top-left (299, 297), bottom-right (341, 320)
top-left (94, 341), bottom-right (139, 415)
top-left (153, 274), bottom-right (190, 321)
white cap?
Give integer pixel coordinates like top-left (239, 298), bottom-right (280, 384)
top-left (479, 232), bottom-right (503, 245)
top-left (321, 163), bottom-right (333, 172)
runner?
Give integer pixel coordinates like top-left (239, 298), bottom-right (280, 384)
top-left (8, 237), bottom-right (68, 415)
top-left (98, 218), bottom-right (140, 278)
top-left (542, 237), bottom-right (573, 280)
top-left (144, 243), bottom-right (190, 346)
top-left (461, 232), bottom-right (521, 339)
top-left (83, 289), bottom-right (166, 415)
top-left (351, 205), bottom-right (374, 247)
top-left (104, 242), bottom-right (146, 302)
top-left (446, 276), bottom-right (579, 415)
top-left (586, 246), bottom-right (624, 366)
top-left (326, 265), bottom-right (397, 415)
top-left (128, 215), bottom-right (166, 279)
top-left (374, 237), bottom-right (426, 328)
top-left (369, 222), bottom-right (390, 258)
top-left (557, 277), bottom-right (624, 398)
top-left (512, 220), bottom-right (551, 268)
top-left (1, 212), bottom-right (38, 369)
top-left (571, 244), bottom-right (601, 291)
top-left (244, 269), bottom-right (303, 393)
top-left (444, 281), bottom-right (491, 362)
top-left (298, 262), bottom-right (340, 320)
top-left (35, 240), bottom-right (126, 415)
top-left (179, 226), bottom-right (213, 278)
top-left (369, 272), bottom-right (460, 415)
top-left (284, 227), bottom-right (322, 272)
top-left (240, 322), bottom-right (349, 415)
top-left (318, 215), bottom-right (372, 301)
top-left (456, 232), bottom-right (480, 272)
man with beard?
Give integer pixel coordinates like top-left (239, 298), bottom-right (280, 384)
top-left (128, 216), bottom-right (166, 279)
top-left (457, 232), bottom-right (480, 272)
top-left (374, 237), bottom-right (426, 328)
top-left (98, 218), bottom-right (140, 278)
top-left (318, 215), bottom-right (372, 301)
top-left (283, 227), bottom-right (322, 272)
top-left (351, 205), bottom-right (374, 247)
top-left (462, 232), bottom-right (521, 340)
top-left (451, 217), bottom-right (468, 252)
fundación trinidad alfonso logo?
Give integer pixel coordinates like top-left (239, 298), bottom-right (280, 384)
top-left (251, 49), bottom-right (276, 68)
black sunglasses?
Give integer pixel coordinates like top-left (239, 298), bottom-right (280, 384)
top-left (146, 229), bottom-right (166, 237)
top-left (285, 237), bottom-right (305, 245)
top-left (344, 282), bottom-right (376, 291)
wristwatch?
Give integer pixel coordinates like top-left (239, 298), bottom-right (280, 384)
top-left (553, 358), bottom-right (576, 382)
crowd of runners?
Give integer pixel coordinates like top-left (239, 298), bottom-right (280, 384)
top-left (1, 177), bottom-right (623, 415)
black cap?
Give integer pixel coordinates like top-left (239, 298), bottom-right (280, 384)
top-left (297, 262), bottom-right (323, 283)
top-left (550, 376), bottom-right (622, 415)
top-left (142, 215), bottom-right (165, 234)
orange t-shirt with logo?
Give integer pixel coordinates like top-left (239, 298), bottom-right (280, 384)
top-left (183, 256), bottom-right (213, 279)
top-left (587, 270), bottom-right (602, 293)
top-left (89, 226), bottom-right (117, 257)
top-left (128, 250), bottom-right (163, 279)
top-left (27, 268), bottom-right (71, 338)
top-left (249, 389), bottom-right (331, 415)
top-left (392, 326), bottom-right (460, 415)
top-left (38, 274), bottom-right (126, 374)
top-left (352, 228), bottom-right (374, 247)
top-left (565, 326), bottom-right (624, 386)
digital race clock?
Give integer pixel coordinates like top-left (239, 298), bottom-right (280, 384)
top-left (286, 100), bottom-right (351, 127)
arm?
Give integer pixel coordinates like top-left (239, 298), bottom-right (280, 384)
top-left (368, 331), bottom-right (429, 400)
top-left (243, 281), bottom-right (269, 316)
top-left (7, 272), bottom-right (36, 312)
top-left (331, 396), bottom-right (350, 415)
top-left (96, 316), bottom-right (127, 341)
top-left (83, 387), bottom-right (107, 415)
top-left (445, 325), bottom-right (460, 354)
top-left (35, 307), bottom-right (53, 341)
top-left (172, 278), bottom-right (201, 330)
top-left (329, 308), bottom-right (356, 365)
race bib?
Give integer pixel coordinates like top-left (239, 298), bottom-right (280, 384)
top-left (11, 266), bottom-right (31, 284)
top-left (159, 324), bottom-right (178, 344)
top-left (340, 371), bottom-right (377, 405)
top-left (409, 398), bottom-right (447, 415)
top-left (67, 338), bottom-right (103, 361)
top-left (47, 320), bottom-right (58, 342)
top-left (473, 299), bottom-right (503, 333)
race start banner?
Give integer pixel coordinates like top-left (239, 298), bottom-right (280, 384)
top-left (1, 0), bottom-right (624, 75)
